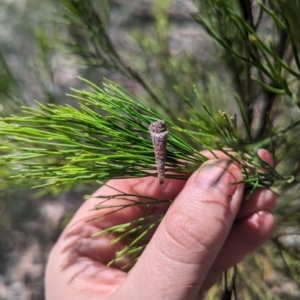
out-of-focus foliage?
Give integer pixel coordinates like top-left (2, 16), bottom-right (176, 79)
top-left (1, 0), bottom-right (300, 299)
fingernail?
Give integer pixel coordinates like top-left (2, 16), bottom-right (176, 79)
top-left (194, 161), bottom-right (239, 197)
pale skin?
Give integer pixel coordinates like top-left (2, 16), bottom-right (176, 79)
top-left (45, 150), bottom-right (276, 299)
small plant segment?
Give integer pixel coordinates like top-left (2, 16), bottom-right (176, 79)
top-left (1, 0), bottom-right (300, 298)
top-left (149, 120), bottom-right (169, 185)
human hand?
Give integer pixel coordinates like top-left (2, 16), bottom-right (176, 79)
top-left (45, 149), bottom-right (276, 299)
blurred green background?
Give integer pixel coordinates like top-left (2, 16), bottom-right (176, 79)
top-left (1, 1), bottom-right (300, 299)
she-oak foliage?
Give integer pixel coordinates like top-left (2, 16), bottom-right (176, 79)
top-left (1, 0), bottom-right (300, 298)
top-left (0, 78), bottom-right (293, 189)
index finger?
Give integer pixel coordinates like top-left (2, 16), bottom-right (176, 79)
top-left (69, 177), bottom-right (186, 227)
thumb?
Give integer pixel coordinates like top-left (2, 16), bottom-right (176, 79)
top-left (110, 160), bottom-right (244, 300)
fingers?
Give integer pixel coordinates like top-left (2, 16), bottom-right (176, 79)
top-left (109, 160), bottom-right (244, 300)
top-left (197, 149), bottom-right (276, 292)
top-left (200, 211), bottom-right (275, 292)
top-left (237, 188), bottom-right (276, 219)
top-left (257, 148), bottom-right (274, 167)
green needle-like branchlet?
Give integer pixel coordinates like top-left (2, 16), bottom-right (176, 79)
top-left (0, 78), bottom-right (296, 190)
